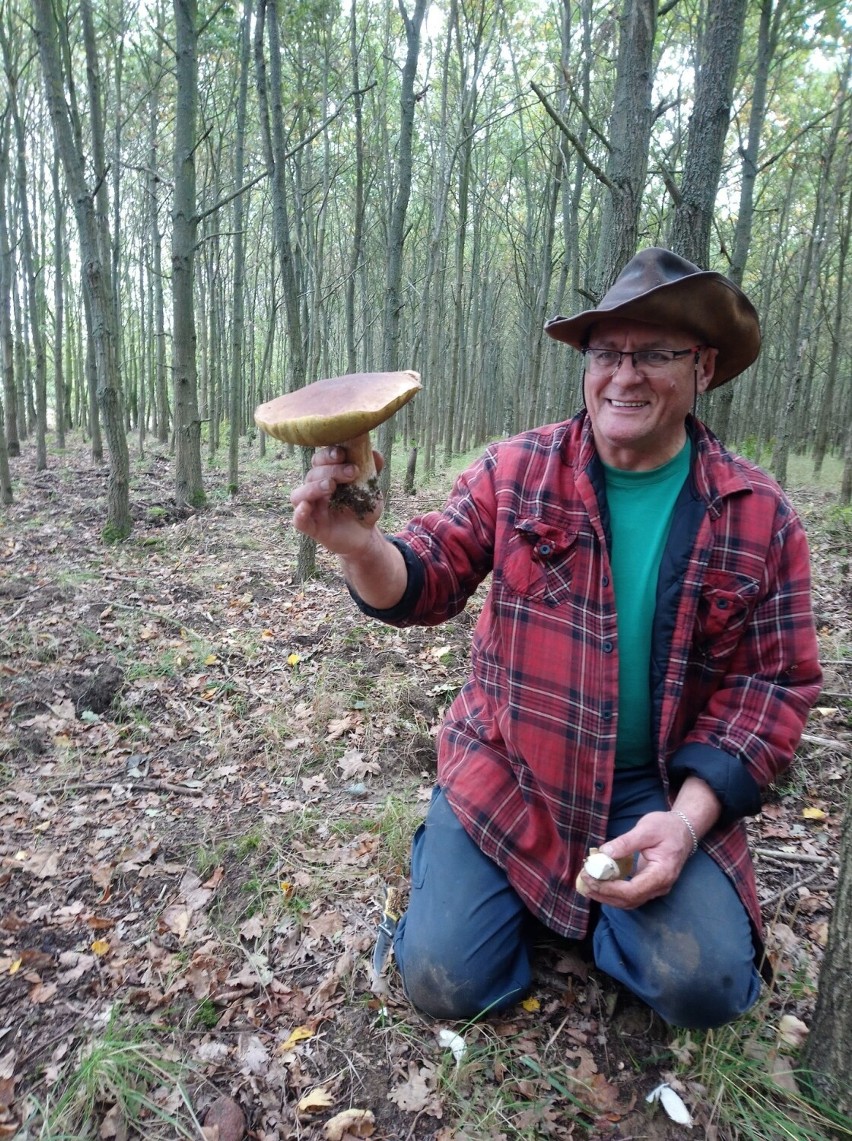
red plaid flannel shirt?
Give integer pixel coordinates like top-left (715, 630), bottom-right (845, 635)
top-left (362, 414), bottom-right (822, 948)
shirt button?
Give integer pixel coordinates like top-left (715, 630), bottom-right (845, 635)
top-left (603, 640), bottom-right (613, 653)
top-left (537, 542), bottom-right (552, 556)
top-left (594, 780), bottom-right (605, 791)
top-left (602, 575), bottom-right (609, 587)
top-left (601, 709), bottom-right (612, 721)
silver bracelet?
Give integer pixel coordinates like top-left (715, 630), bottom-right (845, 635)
top-left (672, 809), bottom-right (699, 857)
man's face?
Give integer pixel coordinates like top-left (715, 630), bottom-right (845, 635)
top-left (582, 318), bottom-right (718, 471)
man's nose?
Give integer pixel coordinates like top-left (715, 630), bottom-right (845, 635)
top-left (613, 352), bottom-right (641, 376)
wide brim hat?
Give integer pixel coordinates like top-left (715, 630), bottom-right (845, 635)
top-left (544, 247), bottom-right (761, 389)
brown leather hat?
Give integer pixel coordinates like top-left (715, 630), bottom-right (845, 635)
top-left (544, 247), bottom-right (761, 388)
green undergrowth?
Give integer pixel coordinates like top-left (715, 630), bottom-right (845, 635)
top-left (19, 1011), bottom-right (201, 1141)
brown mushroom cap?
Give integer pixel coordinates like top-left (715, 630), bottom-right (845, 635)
top-left (254, 370), bottom-right (422, 447)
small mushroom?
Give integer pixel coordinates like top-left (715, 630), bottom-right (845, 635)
top-left (574, 847), bottom-right (634, 897)
top-left (254, 370), bottom-right (422, 516)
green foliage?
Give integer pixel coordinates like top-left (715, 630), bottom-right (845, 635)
top-left (23, 1010), bottom-right (201, 1140)
top-left (193, 998), bottom-right (219, 1029)
top-left (101, 520), bottom-right (132, 544)
top-left (680, 1006), bottom-right (852, 1140)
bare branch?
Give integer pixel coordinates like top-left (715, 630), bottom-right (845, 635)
top-left (529, 81), bottom-right (614, 190)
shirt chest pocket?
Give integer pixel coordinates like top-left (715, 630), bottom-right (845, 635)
top-left (694, 570), bottom-right (760, 659)
top-left (500, 519), bottom-right (578, 605)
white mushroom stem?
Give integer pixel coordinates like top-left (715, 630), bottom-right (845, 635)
top-left (339, 433), bottom-right (377, 486)
top-left (574, 847), bottom-right (633, 897)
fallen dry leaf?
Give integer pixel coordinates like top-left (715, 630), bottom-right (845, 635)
top-left (323, 1107), bottom-right (376, 1139)
top-left (387, 1061), bottom-right (441, 1115)
top-left (298, 1087), bottom-right (335, 1113)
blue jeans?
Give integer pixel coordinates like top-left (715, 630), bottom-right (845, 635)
top-left (394, 774), bottom-right (762, 1028)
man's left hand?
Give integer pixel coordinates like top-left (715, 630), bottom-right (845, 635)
top-left (577, 810), bottom-right (696, 908)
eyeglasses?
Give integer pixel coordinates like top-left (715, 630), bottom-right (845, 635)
top-left (582, 347), bottom-right (701, 376)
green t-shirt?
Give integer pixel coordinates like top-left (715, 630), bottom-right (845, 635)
top-left (602, 443), bottom-right (691, 768)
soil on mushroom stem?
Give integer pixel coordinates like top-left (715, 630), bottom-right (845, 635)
top-left (332, 473), bottom-right (382, 518)
top-left (1, 439), bottom-right (848, 1140)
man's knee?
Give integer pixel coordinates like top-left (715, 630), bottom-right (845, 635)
top-left (646, 962), bottom-right (761, 1029)
top-left (395, 914), bottom-right (530, 1020)
top-left (400, 955), bottom-right (515, 1020)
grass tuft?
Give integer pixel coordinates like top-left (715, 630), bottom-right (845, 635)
top-left (679, 1000), bottom-right (852, 1140)
top-left (21, 1010), bottom-right (202, 1140)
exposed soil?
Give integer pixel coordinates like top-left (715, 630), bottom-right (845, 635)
top-left (1, 439), bottom-right (850, 1140)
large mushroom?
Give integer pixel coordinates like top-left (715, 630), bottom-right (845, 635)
top-left (254, 370), bottom-right (422, 517)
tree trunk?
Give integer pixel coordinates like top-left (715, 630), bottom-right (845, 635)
top-left (376, 0), bottom-right (427, 498)
top-left (803, 794), bottom-right (852, 1116)
top-left (33, 0), bottom-right (130, 539)
top-left (709, 0), bottom-right (783, 443)
top-left (227, 0), bottom-right (252, 495)
top-left (146, 16), bottom-right (169, 444)
top-left (172, 0), bottom-right (206, 509)
top-left (813, 155), bottom-right (851, 476)
top-left (3, 29), bottom-right (48, 471)
top-left (668, 0), bottom-right (748, 266)
top-left (256, 0), bottom-right (313, 579)
top-left (52, 153), bottom-right (66, 449)
top-left (593, 0), bottom-right (656, 295)
top-left (345, 0), bottom-right (366, 375)
top-left (0, 105), bottom-right (18, 460)
top-left (772, 62), bottom-right (849, 486)
top-left (0, 397), bottom-right (11, 504)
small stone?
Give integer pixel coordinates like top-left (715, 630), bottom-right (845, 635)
top-left (202, 1095), bottom-right (246, 1141)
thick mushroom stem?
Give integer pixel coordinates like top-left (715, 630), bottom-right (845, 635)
top-left (339, 433), bottom-right (377, 484)
top-left (333, 432), bottom-right (380, 517)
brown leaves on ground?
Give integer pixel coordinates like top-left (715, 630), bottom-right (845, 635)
top-left (1, 442), bottom-right (850, 1139)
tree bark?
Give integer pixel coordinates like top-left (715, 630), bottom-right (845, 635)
top-left (227, 0), bottom-right (252, 495)
top-left (668, 0), bottom-right (748, 266)
top-left (803, 794), bottom-right (852, 1116)
top-left (172, 0), bottom-right (206, 509)
top-left (376, 0), bottom-right (427, 498)
top-left (593, 0), bottom-right (656, 295)
top-left (33, 0), bottom-right (130, 538)
top-left (0, 103), bottom-right (18, 460)
top-left (2, 26), bottom-right (48, 471)
top-left (255, 0), bottom-right (314, 579)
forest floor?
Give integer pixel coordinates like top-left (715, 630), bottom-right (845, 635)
top-left (1, 437), bottom-right (851, 1141)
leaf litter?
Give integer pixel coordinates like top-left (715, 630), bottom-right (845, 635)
top-left (0, 442), bottom-right (850, 1140)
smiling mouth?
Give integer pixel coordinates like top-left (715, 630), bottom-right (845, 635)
top-left (609, 399), bottom-right (648, 408)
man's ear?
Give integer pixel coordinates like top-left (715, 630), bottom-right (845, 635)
top-left (696, 347), bottom-right (719, 394)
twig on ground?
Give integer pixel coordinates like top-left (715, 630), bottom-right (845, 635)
top-left (754, 848), bottom-right (829, 864)
top-left (801, 732), bottom-right (852, 753)
top-left (51, 779), bottom-right (206, 796)
top-left (761, 865), bottom-right (831, 906)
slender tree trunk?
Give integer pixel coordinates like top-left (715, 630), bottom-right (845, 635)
top-left (803, 793), bottom-right (852, 1116)
top-left (376, 0), bottom-right (427, 498)
top-left (256, 0), bottom-right (314, 579)
top-left (710, 0), bottom-right (784, 442)
top-left (172, 0), bottom-right (205, 509)
top-left (0, 105), bottom-right (18, 460)
top-left (52, 154), bottom-right (66, 449)
top-left (346, 0), bottom-right (366, 375)
top-left (0, 398), bottom-right (11, 503)
top-left (772, 62), bottom-right (849, 485)
top-left (4, 32), bottom-right (48, 470)
top-left (33, 0), bottom-right (130, 538)
top-left (228, 0), bottom-right (252, 495)
top-left (813, 177), bottom-right (851, 476)
top-left (668, 0), bottom-right (748, 265)
top-left (593, 0), bottom-right (656, 294)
